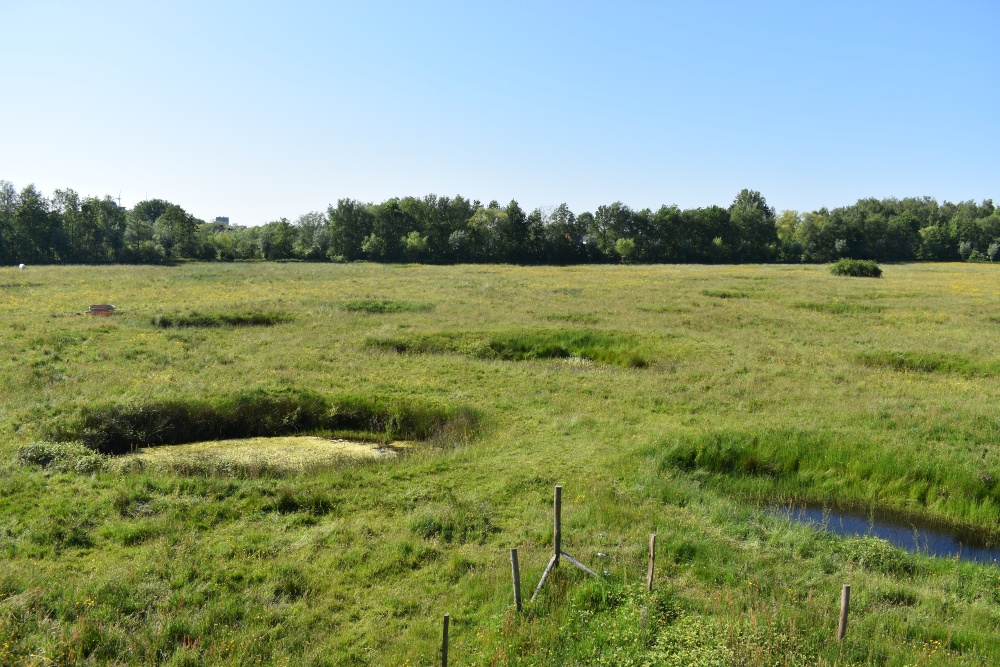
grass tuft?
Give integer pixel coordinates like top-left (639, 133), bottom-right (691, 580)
top-left (857, 350), bottom-right (999, 377)
top-left (369, 328), bottom-right (652, 368)
top-left (342, 299), bottom-right (433, 314)
top-left (151, 311), bottom-right (292, 328)
top-left (793, 301), bottom-right (883, 314)
top-left (701, 289), bottom-right (750, 299)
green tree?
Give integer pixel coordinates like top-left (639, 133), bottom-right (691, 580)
top-left (328, 199), bottom-right (372, 261)
top-left (729, 189), bottom-right (777, 262)
top-left (402, 231), bottom-right (429, 262)
top-left (615, 237), bottom-right (637, 262)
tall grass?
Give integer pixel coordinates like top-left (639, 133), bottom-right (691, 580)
top-left (49, 388), bottom-right (480, 454)
top-left (857, 350), bottom-right (1000, 376)
top-left (342, 299), bottom-right (433, 313)
top-left (369, 328), bottom-right (653, 368)
top-left (151, 310), bottom-right (292, 327)
top-left (3, 262), bottom-right (1000, 665)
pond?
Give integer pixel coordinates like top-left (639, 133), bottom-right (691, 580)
top-left (773, 504), bottom-right (1000, 566)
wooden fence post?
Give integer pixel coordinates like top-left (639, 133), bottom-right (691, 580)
top-left (837, 585), bottom-right (850, 642)
top-left (647, 534), bottom-right (656, 592)
top-left (554, 485), bottom-right (562, 567)
top-left (510, 548), bottom-right (522, 612)
top-left (442, 613), bottom-right (449, 667)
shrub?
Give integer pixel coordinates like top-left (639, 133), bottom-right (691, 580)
top-left (829, 259), bottom-right (882, 278)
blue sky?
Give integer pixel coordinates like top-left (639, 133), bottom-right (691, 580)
top-left (1, 1), bottom-right (997, 225)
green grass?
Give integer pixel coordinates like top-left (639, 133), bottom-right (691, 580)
top-left (793, 301), bottom-right (884, 314)
top-left (368, 328), bottom-right (653, 368)
top-left (152, 310), bottom-right (293, 327)
top-left (342, 299), bottom-right (434, 313)
top-left (700, 288), bottom-right (751, 298)
top-left (1, 261), bottom-right (1000, 665)
top-left (857, 350), bottom-right (1000, 377)
top-left (46, 388), bottom-right (477, 454)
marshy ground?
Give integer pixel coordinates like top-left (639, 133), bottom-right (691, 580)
top-left (1, 261), bottom-right (999, 665)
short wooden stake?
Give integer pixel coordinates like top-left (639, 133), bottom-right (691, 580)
top-left (554, 485), bottom-right (562, 566)
top-left (837, 585), bottom-right (850, 642)
top-left (510, 548), bottom-right (522, 612)
top-left (647, 534), bottom-right (656, 592)
top-left (442, 613), bottom-right (449, 667)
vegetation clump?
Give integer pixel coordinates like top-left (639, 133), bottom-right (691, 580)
top-left (369, 328), bottom-right (652, 368)
top-left (701, 289), bottom-right (750, 299)
top-left (793, 301), bottom-right (883, 314)
top-left (857, 350), bottom-right (997, 377)
top-left (49, 388), bottom-right (479, 455)
top-left (342, 299), bottom-right (433, 314)
top-left (151, 310), bottom-right (292, 328)
top-left (829, 259), bottom-right (882, 278)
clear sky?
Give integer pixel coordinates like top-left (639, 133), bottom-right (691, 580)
top-left (1, 1), bottom-right (997, 226)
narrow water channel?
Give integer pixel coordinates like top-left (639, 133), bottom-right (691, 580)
top-left (772, 504), bottom-right (1000, 566)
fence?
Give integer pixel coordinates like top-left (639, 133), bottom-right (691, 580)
top-left (436, 485), bottom-right (994, 666)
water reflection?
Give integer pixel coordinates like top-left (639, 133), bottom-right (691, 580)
top-left (773, 504), bottom-right (1000, 566)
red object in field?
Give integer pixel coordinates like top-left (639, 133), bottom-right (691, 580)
top-left (87, 304), bottom-right (115, 316)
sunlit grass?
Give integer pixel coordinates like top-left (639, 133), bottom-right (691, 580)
top-left (128, 436), bottom-right (404, 469)
top-left (1, 261), bottom-right (1000, 665)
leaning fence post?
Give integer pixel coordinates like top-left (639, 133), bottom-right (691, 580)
top-left (510, 548), bottom-right (522, 612)
top-left (554, 485), bottom-right (562, 567)
top-left (647, 534), bottom-right (656, 592)
top-left (442, 613), bottom-right (450, 666)
top-left (837, 585), bottom-right (850, 642)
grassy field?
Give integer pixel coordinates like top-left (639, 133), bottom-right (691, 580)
top-left (2, 261), bottom-right (1000, 666)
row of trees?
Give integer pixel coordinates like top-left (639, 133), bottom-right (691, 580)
top-left (1, 180), bottom-right (996, 265)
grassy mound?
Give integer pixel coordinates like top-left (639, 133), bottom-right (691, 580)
top-left (857, 350), bottom-right (998, 377)
top-left (49, 388), bottom-right (479, 455)
top-left (151, 310), bottom-right (292, 328)
top-left (830, 259), bottom-right (882, 278)
top-left (701, 289), bottom-right (750, 299)
top-left (342, 299), bottom-right (433, 314)
top-left (369, 328), bottom-right (652, 368)
top-left (793, 301), bottom-right (883, 314)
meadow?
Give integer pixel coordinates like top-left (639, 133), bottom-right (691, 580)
top-left (1, 261), bottom-right (1000, 666)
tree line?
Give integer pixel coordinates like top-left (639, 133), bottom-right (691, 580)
top-left (1, 180), bottom-right (997, 265)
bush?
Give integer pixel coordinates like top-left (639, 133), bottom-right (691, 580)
top-left (829, 259), bottom-right (882, 278)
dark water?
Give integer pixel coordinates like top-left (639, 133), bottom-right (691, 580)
top-left (773, 504), bottom-right (1000, 566)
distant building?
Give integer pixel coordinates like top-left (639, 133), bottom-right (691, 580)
top-left (208, 216), bottom-right (246, 232)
